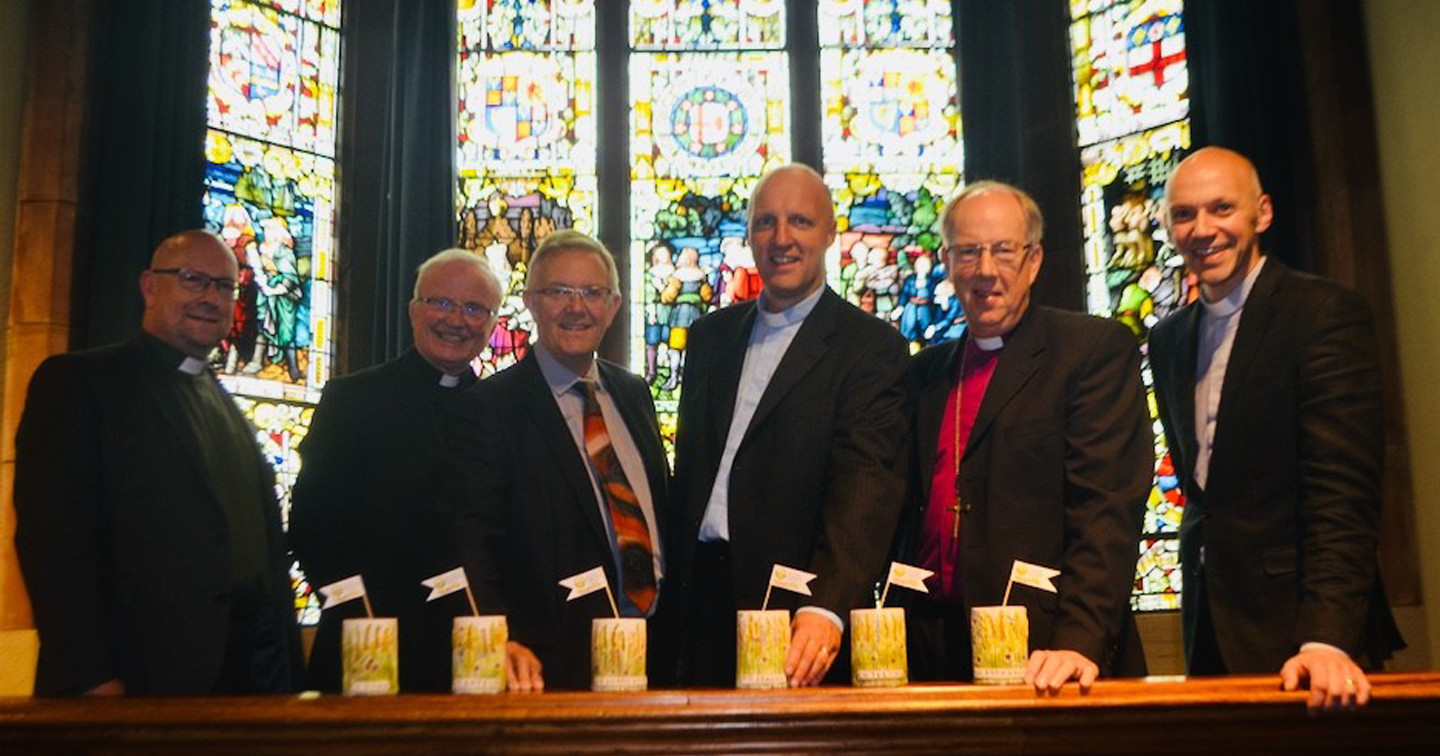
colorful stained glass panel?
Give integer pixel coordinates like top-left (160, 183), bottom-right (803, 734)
top-left (458, 0), bottom-right (595, 53)
top-left (455, 9), bottom-right (598, 377)
top-left (204, 129), bottom-right (335, 402)
top-left (630, 0), bottom-right (785, 50)
top-left (206, 0), bottom-right (340, 624)
top-left (1070, 0), bottom-right (1188, 147)
top-left (818, 0), bottom-right (954, 48)
top-left (1070, 0), bottom-right (1190, 611)
top-left (208, 0), bottom-right (340, 156)
top-left (630, 51), bottom-right (790, 436)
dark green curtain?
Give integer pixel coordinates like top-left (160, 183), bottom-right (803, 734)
top-left (1187, 0), bottom-right (1318, 272)
top-left (958, 0), bottom-right (1086, 312)
top-left (74, 0), bottom-right (210, 349)
top-left (337, 0), bottom-right (457, 372)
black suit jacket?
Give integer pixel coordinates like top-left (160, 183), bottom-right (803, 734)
top-left (899, 307), bottom-right (1151, 673)
top-left (1150, 259), bottom-right (1403, 672)
top-left (669, 288), bottom-right (909, 624)
top-left (290, 349), bottom-right (475, 692)
top-left (449, 353), bottom-right (671, 690)
top-left (13, 335), bottom-right (301, 696)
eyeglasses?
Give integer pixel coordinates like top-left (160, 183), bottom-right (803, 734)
top-left (529, 285), bottom-right (615, 306)
top-left (943, 242), bottom-right (1036, 269)
top-left (150, 268), bottom-right (239, 297)
top-left (418, 296), bottom-right (494, 322)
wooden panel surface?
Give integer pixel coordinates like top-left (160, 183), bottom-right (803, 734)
top-left (2, 673), bottom-right (1439, 755)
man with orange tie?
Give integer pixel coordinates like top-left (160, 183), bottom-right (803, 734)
top-left (897, 181), bottom-right (1152, 693)
top-left (450, 230), bottom-right (670, 691)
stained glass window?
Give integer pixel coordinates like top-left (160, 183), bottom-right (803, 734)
top-left (203, 0), bottom-right (342, 623)
top-left (819, 0), bottom-right (963, 355)
top-left (456, 0), bottom-right (598, 377)
top-left (628, 4), bottom-right (792, 441)
top-left (1068, 0), bottom-right (1191, 612)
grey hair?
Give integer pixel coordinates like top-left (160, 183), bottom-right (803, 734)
top-left (527, 229), bottom-right (620, 292)
top-left (412, 248), bottom-right (501, 301)
top-left (940, 180), bottom-right (1045, 245)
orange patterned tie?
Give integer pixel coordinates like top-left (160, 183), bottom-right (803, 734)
top-left (579, 380), bottom-right (657, 613)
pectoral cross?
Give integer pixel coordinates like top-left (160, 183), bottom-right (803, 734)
top-left (947, 502), bottom-right (961, 539)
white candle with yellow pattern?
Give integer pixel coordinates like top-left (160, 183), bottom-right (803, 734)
top-left (736, 609), bottom-right (790, 689)
top-left (452, 615), bottom-right (507, 694)
top-left (342, 617), bottom-right (398, 695)
top-left (850, 607), bottom-right (908, 687)
top-left (970, 606), bottom-right (1028, 684)
top-left (591, 618), bottom-right (647, 692)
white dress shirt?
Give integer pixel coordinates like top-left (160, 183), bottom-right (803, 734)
top-left (696, 286), bottom-right (842, 629)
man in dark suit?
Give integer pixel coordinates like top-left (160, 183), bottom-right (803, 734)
top-left (289, 248), bottom-right (502, 692)
top-left (1150, 147), bottom-right (1403, 711)
top-left (13, 230), bottom-right (302, 696)
top-left (899, 181), bottom-right (1151, 693)
top-left (669, 164), bottom-right (910, 687)
top-left (450, 230), bottom-right (670, 691)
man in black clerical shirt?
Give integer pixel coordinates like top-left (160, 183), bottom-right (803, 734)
top-left (14, 230), bottom-right (302, 696)
top-left (290, 248), bottom-right (502, 692)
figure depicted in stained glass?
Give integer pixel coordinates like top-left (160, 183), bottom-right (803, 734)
top-left (1149, 147), bottom-right (1402, 710)
top-left (896, 181), bottom-right (1150, 691)
top-left (669, 165), bottom-right (908, 689)
top-left (292, 248), bottom-right (502, 693)
top-left (450, 231), bottom-right (671, 691)
top-left (14, 231), bottom-right (303, 696)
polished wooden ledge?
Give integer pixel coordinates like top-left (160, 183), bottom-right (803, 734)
top-left (3, 673), bottom-right (1439, 755)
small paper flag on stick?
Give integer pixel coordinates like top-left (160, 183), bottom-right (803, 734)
top-left (422, 566), bottom-right (479, 616)
top-left (878, 561), bottom-right (934, 608)
top-left (762, 563), bottom-right (817, 610)
top-left (319, 574), bottom-right (373, 617)
top-left (1002, 559), bottom-right (1061, 606)
top-left (559, 565), bottom-right (618, 619)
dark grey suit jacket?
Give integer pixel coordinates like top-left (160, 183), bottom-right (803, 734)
top-left (1150, 259), bottom-right (1403, 672)
top-left (448, 353), bottom-right (671, 690)
top-left (668, 288), bottom-right (909, 627)
top-left (899, 306), bottom-right (1151, 674)
top-left (14, 335), bottom-right (300, 695)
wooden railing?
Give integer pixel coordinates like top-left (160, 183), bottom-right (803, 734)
top-left (2, 673), bottom-right (1438, 754)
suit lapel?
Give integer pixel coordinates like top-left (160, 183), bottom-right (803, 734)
top-left (745, 289), bottom-right (838, 438)
top-left (965, 310), bottom-right (1045, 456)
top-left (1212, 259), bottom-right (1286, 459)
top-left (706, 303), bottom-right (757, 452)
top-left (599, 362), bottom-right (669, 505)
top-left (914, 339), bottom-right (962, 504)
top-left (515, 355), bottom-right (612, 554)
top-left (1166, 302), bottom-right (1202, 471)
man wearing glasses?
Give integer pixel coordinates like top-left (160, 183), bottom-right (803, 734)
top-left (897, 181), bottom-right (1151, 692)
top-left (449, 230), bottom-right (670, 691)
top-left (290, 248), bottom-right (502, 692)
top-left (14, 230), bottom-right (302, 696)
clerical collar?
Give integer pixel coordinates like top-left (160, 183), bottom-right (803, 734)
top-left (1201, 256), bottom-right (1266, 319)
top-left (178, 356), bottom-right (206, 376)
top-left (534, 342), bottom-right (599, 398)
top-left (971, 334), bottom-right (1004, 351)
top-left (756, 285), bottom-right (825, 328)
top-left (439, 373), bottom-right (461, 388)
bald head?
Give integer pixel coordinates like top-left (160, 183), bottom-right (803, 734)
top-left (747, 163), bottom-right (837, 311)
top-left (1163, 146), bottom-right (1274, 302)
top-left (1166, 146), bottom-right (1264, 201)
top-left (141, 230), bottom-right (240, 358)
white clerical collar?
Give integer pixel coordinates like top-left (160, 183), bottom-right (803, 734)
top-left (439, 373), bottom-right (461, 388)
top-left (1201, 256), bottom-right (1266, 319)
top-left (178, 356), bottom-right (206, 376)
top-left (972, 334), bottom-right (1004, 351)
top-left (756, 285), bottom-right (825, 328)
